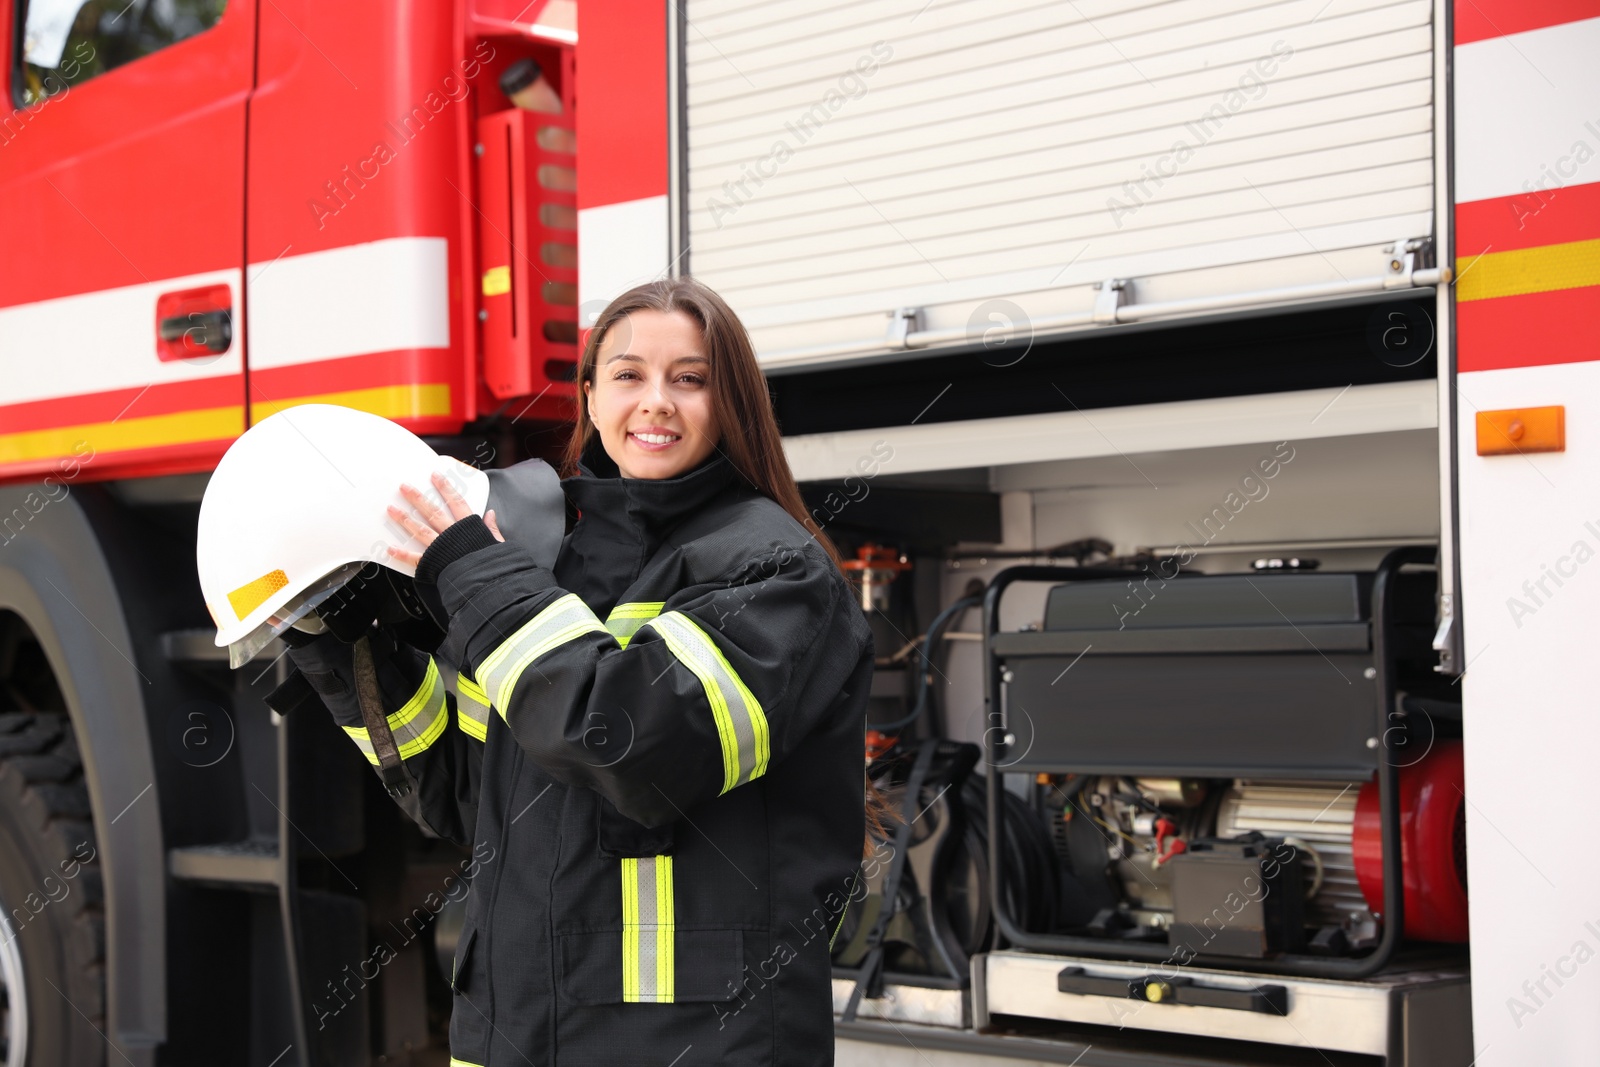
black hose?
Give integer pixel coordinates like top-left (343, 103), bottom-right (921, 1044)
top-left (963, 775), bottom-right (1059, 942)
top-left (871, 594), bottom-right (983, 733)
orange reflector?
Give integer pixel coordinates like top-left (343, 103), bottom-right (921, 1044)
top-left (228, 569), bottom-right (289, 620)
top-left (1476, 406), bottom-right (1565, 456)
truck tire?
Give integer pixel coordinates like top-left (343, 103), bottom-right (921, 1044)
top-left (0, 713), bottom-right (105, 1067)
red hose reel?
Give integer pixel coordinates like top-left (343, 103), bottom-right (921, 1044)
top-left (1351, 739), bottom-right (1469, 942)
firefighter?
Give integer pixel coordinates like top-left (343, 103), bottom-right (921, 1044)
top-left (280, 278), bottom-right (891, 1065)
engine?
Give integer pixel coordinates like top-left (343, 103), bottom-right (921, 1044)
top-left (1056, 766), bottom-right (1465, 957)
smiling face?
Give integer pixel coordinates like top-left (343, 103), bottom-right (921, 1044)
top-left (583, 309), bottom-right (723, 480)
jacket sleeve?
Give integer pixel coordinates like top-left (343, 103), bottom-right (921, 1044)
top-left (285, 627), bottom-right (484, 846)
top-left (418, 515), bottom-right (862, 829)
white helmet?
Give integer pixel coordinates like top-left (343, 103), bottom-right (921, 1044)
top-left (197, 404), bottom-right (489, 667)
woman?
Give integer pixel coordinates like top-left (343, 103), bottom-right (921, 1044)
top-left (289, 278), bottom-right (890, 1065)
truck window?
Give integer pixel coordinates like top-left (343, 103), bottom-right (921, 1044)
top-left (14, 0), bottom-right (226, 106)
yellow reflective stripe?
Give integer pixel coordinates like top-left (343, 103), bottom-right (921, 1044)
top-left (477, 592), bottom-right (610, 716)
top-left (1456, 237), bottom-right (1600, 302)
top-left (226, 568), bottom-right (288, 621)
top-left (457, 670), bottom-right (489, 705)
top-left (622, 857), bottom-right (636, 1001)
top-left (449, 1060), bottom-right (485, 1067)
top-left (608, 601), bottom-right (666, 617)
top-left (605, 601), bottom-right (665, 649)
top-left (644, 611), bottom-right (770, 793)
top-left (455, 670), bottom-right (491, 742)
top-left (621, 855), bottom-right (674, 1003)
top-left (456, 701), bottom-right (488, 742)
top-left (340, 657), bottom-right (449, 764)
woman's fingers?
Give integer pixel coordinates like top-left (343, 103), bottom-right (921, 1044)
top-left (484, 509), bottom-right (506, 542)
top-left (432, 470), bottom-right (476, 521)
top-left (387, 503), bottom-right (436, 546)
top-left (391, 473), bottom-right (490, 563)
top-left (386, 544), bottom-right (422, 568)
top-left (399, 482), bottom-right (453, 534)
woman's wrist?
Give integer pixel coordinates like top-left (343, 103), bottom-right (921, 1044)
top-left (414, 514), bottom-right (502, 626)
top-left (417, 514), bottom-right (499, 582)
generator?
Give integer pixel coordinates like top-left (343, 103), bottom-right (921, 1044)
top-left (976, 549), bottom-right (1474, 1063)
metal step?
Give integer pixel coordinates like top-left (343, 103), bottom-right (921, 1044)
top-left (169, 840), bottom-right (280, 890)
top-left (831, 978), bottom-right (969, 1028)
top-left (160, 628), bottom-right (285, 668)
top-left (980, 950), bottom-right (1471, 1061)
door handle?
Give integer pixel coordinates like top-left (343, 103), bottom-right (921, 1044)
top-left (155, 283), bottom-right (235, 360)
top-left (158, 309), bottom-right (232, 355)
top-left (1057, 966), bottom-right (1288, 1014)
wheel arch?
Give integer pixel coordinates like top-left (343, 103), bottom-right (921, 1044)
top-left (0, 485), bottom-right (165, 1064)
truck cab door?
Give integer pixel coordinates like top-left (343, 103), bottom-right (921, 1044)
top-left (0, 0), bottom-right (254, 482)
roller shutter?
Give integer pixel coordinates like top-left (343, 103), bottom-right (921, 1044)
top-left (680, 0), bottom-right (1436, 368)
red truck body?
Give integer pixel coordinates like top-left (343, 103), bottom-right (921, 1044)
top-left (0, 0), bottom-right (581, 484)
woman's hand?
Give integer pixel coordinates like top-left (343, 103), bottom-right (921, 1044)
top-left (386, 470), bottom-right (504, 568)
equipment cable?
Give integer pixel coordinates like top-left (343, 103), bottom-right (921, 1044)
top-left (872, 594), bottom-right (983, 734)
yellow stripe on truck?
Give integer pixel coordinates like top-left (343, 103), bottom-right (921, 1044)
top-left (1456, 237), bottom-right (1600, 302)
top-left (0, 405), bottom-right (242, 465)
top-left (251, 383), bottom-right (453, 424)
top-left (0, 382), bottom-right (453, 466)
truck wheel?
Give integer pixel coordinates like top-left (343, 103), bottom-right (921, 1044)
top-left (0, 713), bottom-right (104, 1067)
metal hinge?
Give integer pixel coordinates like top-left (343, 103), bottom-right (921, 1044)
top-left (886, 306), bottom-right (922, 348)
top-left (1384, 238), bottom-right (1433, 288)
top-left (1431, 593), bottom-right (1461, 676)
top-left (1093, 278), bottom-right (1127, 324)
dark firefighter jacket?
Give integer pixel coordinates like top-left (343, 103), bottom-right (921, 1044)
top-left (286, 437), bottom-right (875, 1066)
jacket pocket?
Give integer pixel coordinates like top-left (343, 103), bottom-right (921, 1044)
top-left (558, 927), bottom-right (743, 1005)
top-left (451, 925), bottom-right (478, 994)
top-left (447, 923), bottom-right (492, 1067)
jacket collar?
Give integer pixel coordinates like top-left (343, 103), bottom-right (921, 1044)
top-left (563, 433), bottom-right (745, 545)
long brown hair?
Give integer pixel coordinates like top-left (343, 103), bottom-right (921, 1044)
top-left (566, 277), bottom-right (899, 857)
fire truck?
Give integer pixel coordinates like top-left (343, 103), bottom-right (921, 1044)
top-left (0, 0), bottom-right (1591, 1063)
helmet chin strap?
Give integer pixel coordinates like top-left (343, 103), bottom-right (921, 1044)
top-left (351, 634), bottom-right (413, 799)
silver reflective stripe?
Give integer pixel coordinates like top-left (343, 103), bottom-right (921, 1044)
top-left (456, 671), bottom-right (491, 742)
top-left (643, 611), bottom-right (770, 794)
top-left (478, 592), bottom-right (610, 715)
top-left (341, 656), bottom-right (449, 764)
top-left (622, 855), bottom-right (674, 1003)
